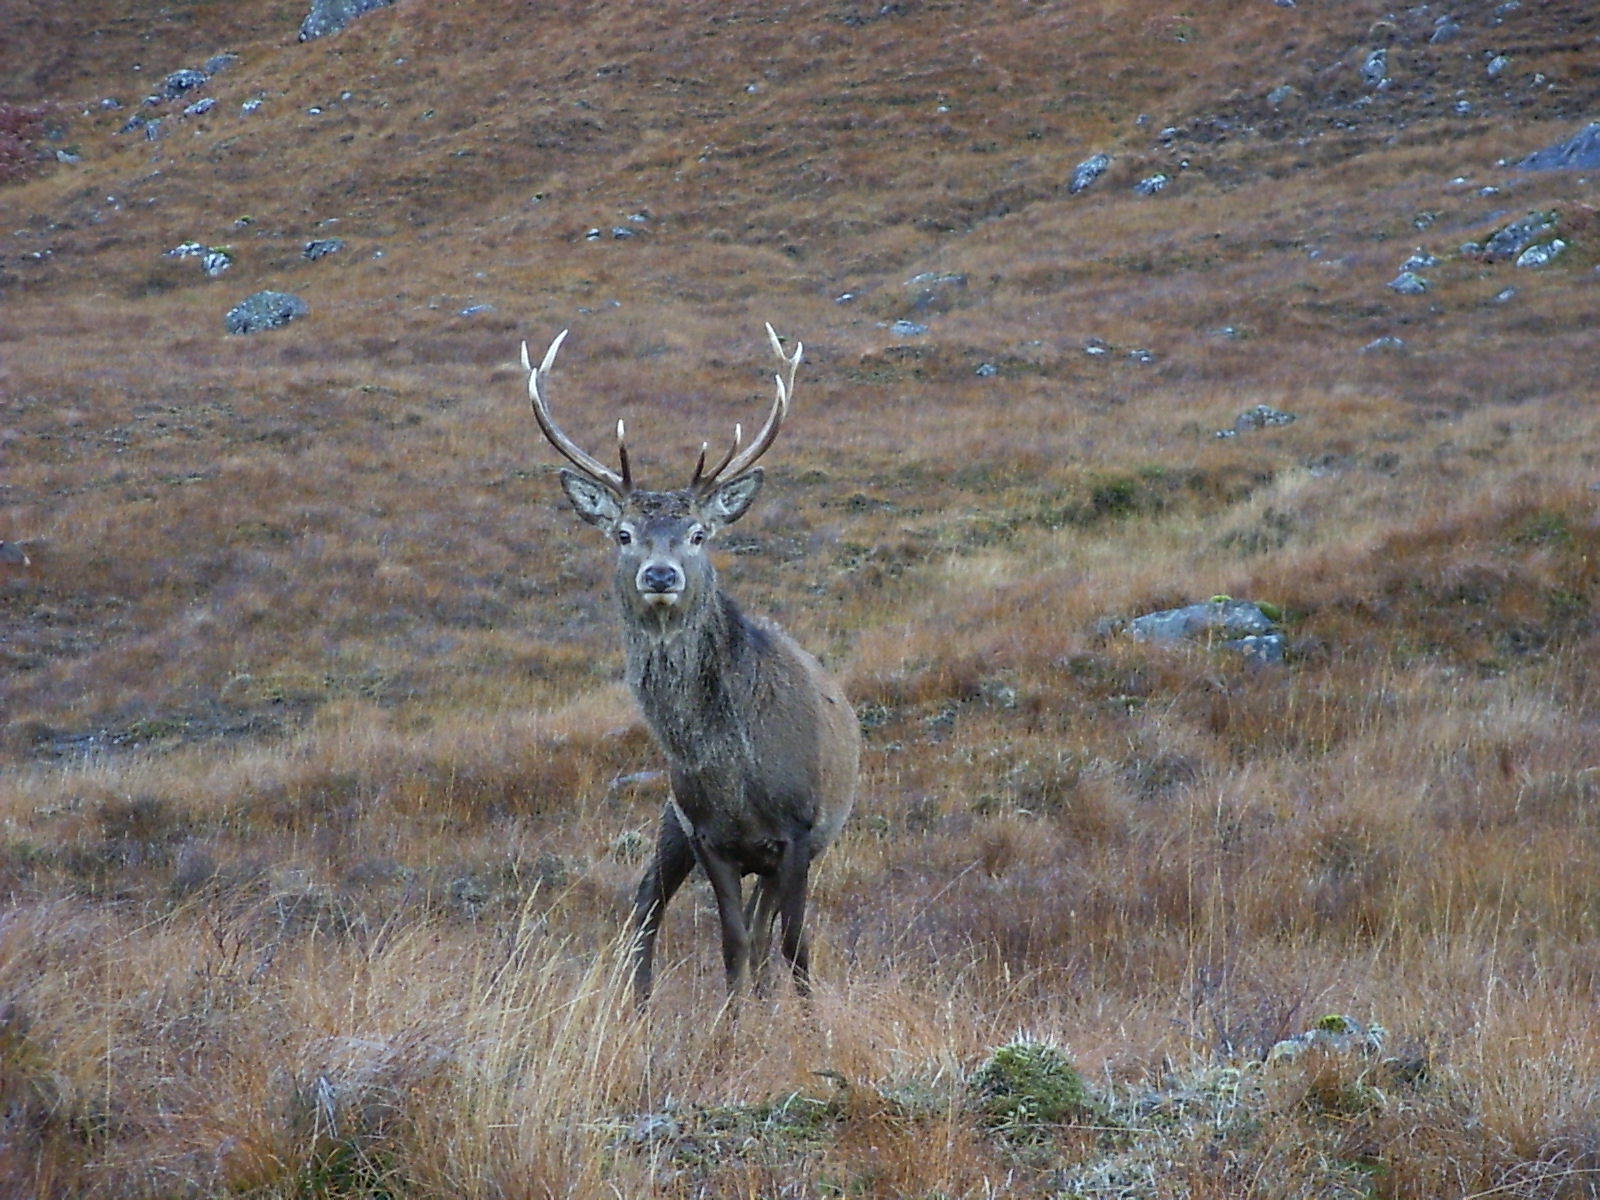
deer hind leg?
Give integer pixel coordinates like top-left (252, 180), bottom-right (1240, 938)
top-left (743, 877), bottom-right (781, 994)
top-left (775, 838), bottom-right (815, 996)
top-left (631, 807), bottom-right (695, 1004)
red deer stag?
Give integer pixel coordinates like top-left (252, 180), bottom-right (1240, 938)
top-left (521, 324), bottom-right (860, 1002)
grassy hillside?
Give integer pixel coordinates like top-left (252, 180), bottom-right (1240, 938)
top-left (3, 0), bottom-right (1600, 1195)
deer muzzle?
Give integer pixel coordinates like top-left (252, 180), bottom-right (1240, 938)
top-left (637, 562), bottom-right (684, 607)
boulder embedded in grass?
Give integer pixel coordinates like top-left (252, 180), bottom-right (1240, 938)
top-left (225, 290), bottom-right (309, 334)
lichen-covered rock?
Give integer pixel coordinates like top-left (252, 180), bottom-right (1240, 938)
top-left (225, 290), bottom-right (309, 334)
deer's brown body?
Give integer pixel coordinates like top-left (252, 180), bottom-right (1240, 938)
top-left (521, 326), bottom-right (859, 1001)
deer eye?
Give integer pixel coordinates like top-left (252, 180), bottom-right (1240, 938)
top-left (616, 528), bottom-right (634, 546)
top-left (688, 526), bottom-right (708, 547)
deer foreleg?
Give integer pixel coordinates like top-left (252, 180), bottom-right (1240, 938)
top-left (631, 809), bottom-right (694, 1003)
top-left (697, 847), bottom-right (750, 997)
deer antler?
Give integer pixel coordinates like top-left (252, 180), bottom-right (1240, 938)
top-left (691, 323), bottom-right (801, 494)
top-left (522, 331), bottom-right (632, 494)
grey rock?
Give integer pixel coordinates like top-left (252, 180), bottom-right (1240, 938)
top-left (299, 0), bottom-right (394, 41)
top-left (1226, 634), bottom-right (1287, 665)
top-left (1388, 271), bottom-right (1429, 294)
top-left (1486, 54), bottom-right (1510, 79)
top-left (1362, 336), bottom-right (1407, 353)
top-left (1266, 84), bottom-right (1299, 107)
top-left (459, 304), bottom-right (495, 316)
top-left (161, 69), bottom-right (209, 101)
top-left (890, 319), bottom-right (928, 337)
top-left (1429, 19), bottom-right (1462, 43)
top-left (1069, 153), bottom-right (1110, 194)
top-left (1133, 173), bottom-right (1168, 195)
top-left (204, 53), bottom-right (240, 75)
top-left (303, 238), bottom-right (345, 261)
top-left (1128, 599), bottom-right (1278, 645)
top-left (1484, 211), bottom-right (1557, 259)
top-left (1516, 122), bottom-right (1600, 171)
top-left (225, 291), bottom-right (309, 335)
top-left (1516, 239), bottom-right (1566, 267)
top-left (1361, 48), bottom-right (1388, 89)
top-left (183, 97), bottom-right (216, 117)
top-left (1229, 404), bottom-right (1296, 433)
top-left (975, 362), bottom-right (999, 377)
top-left (1400, 249), bottom-right (1439, 271)
top-left (164, 241), bottom-right (207, 259)
top-left (201, 250), bottom-right (232, 277)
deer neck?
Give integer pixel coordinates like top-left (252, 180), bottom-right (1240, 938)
top-left (622, 588), bottom-right (758, 764)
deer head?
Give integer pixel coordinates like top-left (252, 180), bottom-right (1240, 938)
top-left (522, 324), bottom-right (802, 628)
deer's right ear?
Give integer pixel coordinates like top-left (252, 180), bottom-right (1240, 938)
top-left (559, 469), bottom-right (624, 532)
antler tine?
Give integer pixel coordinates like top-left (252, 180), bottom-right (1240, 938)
top-left (692, 323), bottom-right (800, 492)
top-left (523, 331), bottom-right (629, 493)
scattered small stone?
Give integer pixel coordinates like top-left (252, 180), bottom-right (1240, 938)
top-left (1133, 173), bottom-right (1168, 195)
top-left (1429, 19), bottom-right (1461, 43)
top-left (201, 249), bottom-right (232, 277)
top-left (610, 226), bottom-right (636, 239)
top-left (1127, 348), bottom-right (1155, 364)
top-left (459, 304), bottom-right (495, 316)
top-left (890, 319), bottom-right (928, 337)
top-left (1227, 404), bottom-right (1296, 434)
top-left (1400, 249), bottom-right (1439, 271)
top-left (1362, 336), bottom-right (1406, 353)
top-left (1083, 338), bottom-right (1111, 357)
top-left (303, 237), bottom-right (345, 261)
top-left (1454, 99), bottom-right (1473, 115)
top-left (975, 362), bottom-right (999, 377)
top-left (164, 241), bottom-right (207, 259)
top-left (1494, 287), bottom-right (1517, 303)
top-left (225, 290), bottom-right (309, 335)
top-left (241, 96), bottom-right (265, 115)
top-left (1387, 271), bottom-right (1428, 294)
top-left (1486, 54), bottom-right (1510, 79)
top-left (1266, 84), bottom-right (1298, 107)
top-left (183, 97), bottom-right (216, 117)
top-left (1069, 152), bottom-right (1110, 194)
top-left (584, 228), bottom-right (602, 240)
top-left (204, 53), bottom-right (240, 75)
top-left (161, 69), bottom-right (209, 101)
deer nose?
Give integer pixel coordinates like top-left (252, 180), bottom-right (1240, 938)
top-left (639, 563), bottom-right (682, 594)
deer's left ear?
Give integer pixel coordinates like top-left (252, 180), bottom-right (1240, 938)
top-left (699, 469), bottom-right (763, 530)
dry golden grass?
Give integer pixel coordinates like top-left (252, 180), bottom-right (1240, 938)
top-left (4, 0), bottom-right (1600, 1195)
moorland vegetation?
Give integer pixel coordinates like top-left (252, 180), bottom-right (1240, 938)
top-left (2, 0), bottom-right (1599, 1195)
